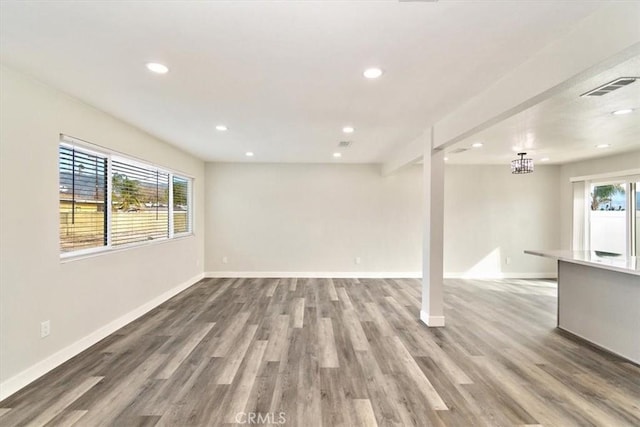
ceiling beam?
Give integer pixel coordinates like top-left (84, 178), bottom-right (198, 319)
top-left (381, 130), bottom-right (428, 176)
top-left (382, 2), bottom-right (640, 175)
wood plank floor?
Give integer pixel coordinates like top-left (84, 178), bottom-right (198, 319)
top-left (1, 277), bottom-right (639, 426)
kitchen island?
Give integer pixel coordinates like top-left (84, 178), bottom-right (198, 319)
top-left (525, 250), bottom-right (639, 364)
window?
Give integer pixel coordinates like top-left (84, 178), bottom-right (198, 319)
top-left (172, 175), bottom-right (191, 235)
top-left (635, 182), bottom-right (639, 257)
top-left (576, 173), bottom-right (640, 257)
top-left (111, 158), bottom-right (169, 246)
top-left (59, 136), bottom-right (194, 257)
top-left (59, 145), bottom-right (108, 253)
top-left (589, 183), bottom-right (626, 255)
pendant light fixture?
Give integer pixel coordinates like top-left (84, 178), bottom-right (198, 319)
top-left (511, 152), bottom-right (534, 174)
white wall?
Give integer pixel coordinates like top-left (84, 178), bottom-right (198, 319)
top-left (0, 65), bottom-right (205, 396)
top-left (443, 165), bottom-right (560, 278)
top-left (559, 150), bottom-right (640, 250)
top-left (204, 163), bottom-right (422, 275)
top-left (204, 162), bottom-right (561, 278)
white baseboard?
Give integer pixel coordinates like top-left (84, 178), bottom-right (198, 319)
top-left (204, 271), bottom-right (422, 279)
top-left (205, 271), bottom-right (555, 280)
top-left (443, 272), bottom-right (557, 279)
top-left (0, 272), bottom-right (205, 402)
top-left (420, 310), bottom-right (445, 327)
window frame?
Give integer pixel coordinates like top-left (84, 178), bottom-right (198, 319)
top-left (59, 135), bottom-right (195, 261)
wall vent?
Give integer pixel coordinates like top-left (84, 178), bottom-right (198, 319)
top-left (580, 77), bottom-right (637, 97)
top-left (338, 141), bottom-right (352, 148)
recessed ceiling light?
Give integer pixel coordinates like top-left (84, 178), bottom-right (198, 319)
top-left (342, 126), bottom-right (355, 134)
top-left (596, 144), bottom-right (610, 149)
top-left (215, 125), bottom-right (228, 131)
top-left (333, 152), bottom-right (342, 158)
top-left (471, 142), bottom-right (483, 148)
top-left (540, 157), bottom-right (550, 162)
top-left (612, 108), bottom-right (634, 115)
top-left (363, 68), bottom-right (383, 79)
top-left (146, 62), bottom-right (169, 74)
top-left (245, 151), bottom-right (254, 157)
top-left (444, 157), bottom-right (449, 161)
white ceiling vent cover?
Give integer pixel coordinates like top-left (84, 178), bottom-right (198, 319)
top-left (338, 141), bottom-right (352, 148)
top-left (580, 77), bottom-right (637, 97)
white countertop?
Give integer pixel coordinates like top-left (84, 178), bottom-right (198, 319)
top-left (525, 250), bottom-right (640, 277)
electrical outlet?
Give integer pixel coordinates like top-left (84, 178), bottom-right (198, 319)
top-left (40, 320), bottom-right (50, 338)
top-left (355, 257), bottom-right (362, 265)
top-left (222, 256), bottom-right (228, 264)
top-left (505, 257), bottom-right (512, 265)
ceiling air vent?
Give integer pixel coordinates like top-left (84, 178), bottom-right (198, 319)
top-left (338, 141), bottom-right (352, 148)
top-left (581, 77), bottom-right (637, 97)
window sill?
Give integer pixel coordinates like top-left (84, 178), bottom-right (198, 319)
top-left (60, 233), bottom-right (195, 263)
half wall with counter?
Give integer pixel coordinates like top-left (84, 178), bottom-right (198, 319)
top-left (525, 250), bottom-right (639, 364)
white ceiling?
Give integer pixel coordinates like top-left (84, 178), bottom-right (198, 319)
top-left (0, 1), bottom-right (610, 163)
top-left (447, 55), bottom-right (640, 165)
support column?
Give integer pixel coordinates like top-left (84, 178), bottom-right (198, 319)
top-left (421, 128), bottom-right (445, 327)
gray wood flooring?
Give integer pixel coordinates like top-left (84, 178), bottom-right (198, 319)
top-left (1, 277), bottom-right (639, 426)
